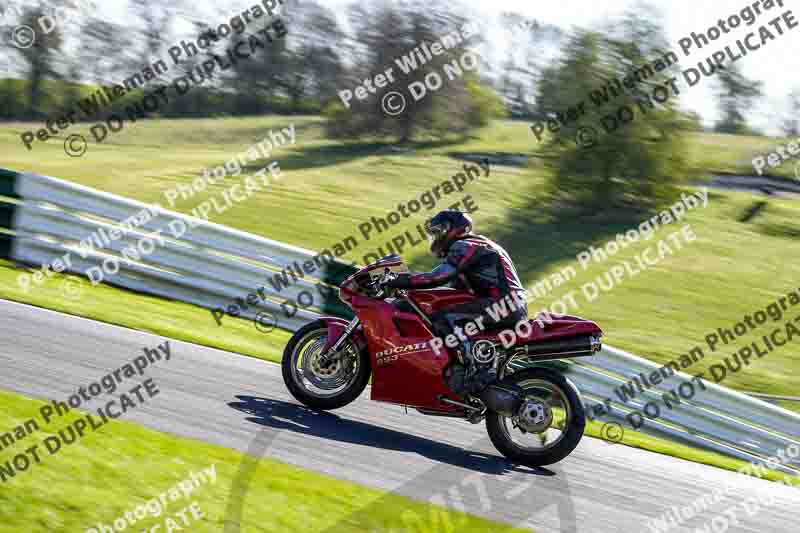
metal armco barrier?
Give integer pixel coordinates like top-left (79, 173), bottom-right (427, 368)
top-left (4, 170), bottom-right (356, 332)
top-left (3, 169), bottom-right (800, 474)
top-left (567, 348), bottom-right (800, 475)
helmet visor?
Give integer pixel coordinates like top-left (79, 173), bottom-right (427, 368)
top-left (425, 221), bottom-right (450, 244)
top-left (425, 222), bottom-right (450, 238)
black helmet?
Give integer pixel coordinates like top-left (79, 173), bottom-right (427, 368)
top-left (425, 210), bottom-right (473, 257)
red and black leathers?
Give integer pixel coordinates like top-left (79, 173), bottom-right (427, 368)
top-left (388, 234), bottom-right (527, 337)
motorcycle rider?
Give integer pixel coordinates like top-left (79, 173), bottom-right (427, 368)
top-left (383, 209), bottom-right (528, 394)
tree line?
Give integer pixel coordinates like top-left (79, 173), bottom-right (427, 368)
top-left (1, 1), bottom-right (796, 138)
top-left (2, 0), bottom-right (798, 211)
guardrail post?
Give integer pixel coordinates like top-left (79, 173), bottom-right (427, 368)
top-left (0, 168), bottom-right (19, 260)
top-left (320, 260), bottom-right (359, 287)
top-left (320, 261), bottom-right (358, 318)
top-left (0, 169), bottom-right (19, 198)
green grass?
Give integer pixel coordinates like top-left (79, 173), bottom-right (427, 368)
top-left (0, 259), bottom-right (291, 365)
top-left (2, 118), bottom-right (799, 403)
top-left (685, 131), bottom-right (800, 179)
top-left (1, 116), bottom-right (799, 491)
top-left (504, 189), bottom-right (800, 404)
top-left (0, 389), bottom-right (532, 533)
top-left (527, 124), bottom-right (800, 179)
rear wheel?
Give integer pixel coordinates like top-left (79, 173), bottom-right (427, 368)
top-left (281, 320), bottom-right (371, 410)
top-left (486, 367), bottom-right (585, 466)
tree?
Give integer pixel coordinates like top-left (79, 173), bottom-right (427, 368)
top-left (10, 7), bottom-right (64, 117)
top-left (497, 12), bottom-right (564, 118)
top-left (226, 12), bottom-right (294, 114)
top-left (713, 64), bottom-right (763, 135)
top-left (325, 0), bottom-right (501, 143)
top-left (0, 80), bottom-right (22, 119)
top-left (535, 30), bottom-right (605, 127)
top-left (164, 22), bottom-right (222, 116)
top-left (59, 17), bottom-right (134, 118)
top-left (781, 89), bottom-right (800, 137)
top-left (80, 18), bottom-right (133, 86)
top-left (130, 0), bottom-right (177, 88)
top-left (283, 1), bottom-right (345, 107)
top-left (541, 5), bottom-right (693, 211)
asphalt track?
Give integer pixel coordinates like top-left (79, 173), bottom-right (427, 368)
top-left (1, 298), bottom-right (798, 533)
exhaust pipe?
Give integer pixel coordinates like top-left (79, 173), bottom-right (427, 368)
top-left (522, 334), bottom-right (601, 362)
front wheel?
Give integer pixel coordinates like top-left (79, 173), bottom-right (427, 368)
top-left (281, 320), bottom-right (371, 410)
top-left (486, 367), bottom-right (586, 467)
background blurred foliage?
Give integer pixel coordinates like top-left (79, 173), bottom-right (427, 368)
top-left (0, 0), bottom-right (796, 212)
top-left (536, 12), bottom-right (697, 211)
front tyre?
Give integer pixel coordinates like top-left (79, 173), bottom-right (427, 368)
top-left (486, 367), bottom-right (585, 467)
top-left (281, 320), bottom-right (371, 410)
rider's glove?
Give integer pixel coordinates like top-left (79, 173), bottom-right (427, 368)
top-left (385, 273), bottom-right (413, 289)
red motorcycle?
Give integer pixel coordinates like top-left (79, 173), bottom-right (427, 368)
top-left (282, 254), bottom-right (603, 466)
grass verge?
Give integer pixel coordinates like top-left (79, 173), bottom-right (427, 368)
top-left (0, 388), bottom-right (532, 533)
top-left (0, 259), bottom-right (291, 364)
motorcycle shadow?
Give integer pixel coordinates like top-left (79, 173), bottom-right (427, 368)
top-left (228, 395), bottom-right (555, 477)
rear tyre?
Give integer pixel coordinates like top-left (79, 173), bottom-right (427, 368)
top-left (486, 367), bottom-right (585, 467)
top-left (281, 320), bottom-right (371, 410)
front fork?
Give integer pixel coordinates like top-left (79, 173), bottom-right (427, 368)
top-left (319, 317), bottom-right (360, 364)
